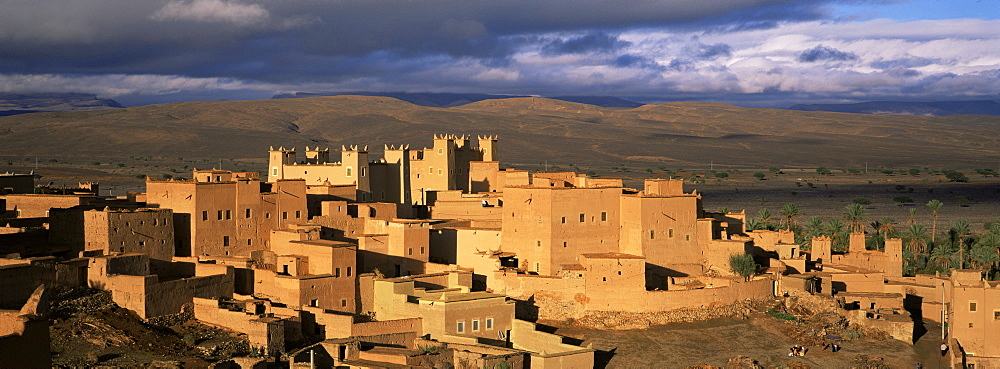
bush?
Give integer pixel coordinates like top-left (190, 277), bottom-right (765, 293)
top-left (135, 174), bottom-right (146, 179)
top-left (880, 169), bottom-right (894, 175)
top-left (728, 253), bottom-right (757, 281)
top-left (714, 172), bottom-right (729, 178)
top-left (846, 168), bottom-right (861, 174)
top-left (893, 196), bottom-right (913, 203)
top-left (816, 166), bottom-right (831, 175)
top-left (753, 172), bottom-right (766, 179)
top-left (90, 161), bottom-right (101, 166)
top-left (852, 197), bottom-right (871, 205)
top-left (944, 170), bottom-right (969, 182)
top-left (768, 166), bottom-right (780, 173)
top-left (908, 168), bottom-right (921, 175)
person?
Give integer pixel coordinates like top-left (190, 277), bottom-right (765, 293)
top-left (915, 363), bottom-right (923, 369)
top-left (941, 342), bottom-right (948, 356)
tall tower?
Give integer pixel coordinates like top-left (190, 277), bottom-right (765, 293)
top-left (884, 238), bottom-right (903, 278)
top-left (268, 146), bottom-right (296, 182)
top-left (478, 135), bottom-right (498, 162)
top-left (341, 145), bottom-right (371, 200)
top-left (384, 144), bottom-right (412, 209)
top-left (429, 134), bottom-right (456, 191)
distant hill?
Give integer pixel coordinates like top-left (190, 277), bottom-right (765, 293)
top-left (547, 96), bottom-right (643, 108)
top-left (273, 91), bottom-right (643, 108)
top-left (789, 100), bottom-right (1000, 116)
top-left (1, 96), bottom-right (997, 168)
top-left (272, 92), bottom-right (530, 108)
top-left (0, 93), bottom-right (122, 116)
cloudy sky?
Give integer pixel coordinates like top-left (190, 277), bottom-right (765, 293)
top-left (1, 0), bottom-right (998, 107)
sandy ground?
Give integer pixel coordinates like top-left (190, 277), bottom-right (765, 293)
top-left (557, 315), bottom-right (949, 369)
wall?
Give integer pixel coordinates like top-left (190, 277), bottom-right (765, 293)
top-left (510, 319), bottom-right (594, 369)
top-left (2, 194), bottom-right (93, 218)
top-left (501, 186), bottom-right (622, 275)
top-left (0, 286), bottom-right (51, 368)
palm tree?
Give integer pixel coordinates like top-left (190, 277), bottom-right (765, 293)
top-left (746, 218), bottom-right (764, 231)
top-left (969, 243), bottom-right (999, 270)
top-left (757, 208), bottom-right (773, 230)
top-left (843, 203), bottom-right (867, 233)
top-left (877, 217), bottom-right (898, 238)
top-left (823, 219), bottom-right (848, 251)
top-left (901, 223), bottom-right (930, 254)
top-left (907, 208), bottom-right (917, 225)
top-left (930, 243), bottom-right (955, 270)
top-left (780, 203), bottom-right (801, 230)
top-left (974, 233), bottom-right (1000, 271)
top-left (949, 220), bottom-right (971, 268)
top-left (926, 199), bottom-right (943, 244)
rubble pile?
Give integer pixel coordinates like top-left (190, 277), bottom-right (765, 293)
top-left (48, 287), bottom-right (248, 367)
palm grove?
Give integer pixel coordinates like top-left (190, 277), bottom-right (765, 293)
top-left (741, 201), bottom-right (1000, 279)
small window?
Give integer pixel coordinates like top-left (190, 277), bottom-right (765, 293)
top-left (335, 268), bottom-right (341, 277)
top-left (346, 167), bottom-right (352, 177)
top-left (408, 248), bottom-right (413, 256)
top-left (472, 320), bottom-right (480, 331)
top-left (601, 212), bottom-right (607, 221)
top-left (563, 242), bottom-right (567, 247)
top-left (579, 213), bottom-right (585, 222)
top-left (223, 236), bottom-right (230, 246)
top-left (248, 239), bottom-right (252, 246)
top-left (265, 212), bottom-right (271, 218)
top-left (970, 302), bottom-right (977, 312)
top-left (341, 299), bottom-right (348, 307)
top-left (561, 217), bottom-right (566, 224)
top-left (347, 267), bottom-right (352, 277)
top-left (282, 212), bottom-right (288, 220)
top-left (225, 210), bottom-right (231, 220)
top-left (361, 167), bottom-right (366, 177)
top-left (536, 241), bottom-right (541, 247)
top-left (669, 229), bottom-right (674, 238)
top-left (272, 168), bottom-right (278, 176)
top-left (420, 247), bottom-right (425, 254)
top-left (686, 235), bottom-right (690, 241)
top-left (295, 210), bottom-right (301, 218)
top-left (457, 321), bottom-right (465, 332)
top-left (217, 210), bottom-right (223, 220)
top-left (994, 311), bottom-right (1000, 320)
top-left (202, 211), bottom-right (208, 221)
top-left (245, 209), bottom-right (251, 218)
top-left (650, 230), bottom-right (655, 239)
top-left (486, 318), bottom-right (494, 329)
top-left (438, 169), bottom-right (443, 175)
top-left (310, 299), bottom-right (319, 307)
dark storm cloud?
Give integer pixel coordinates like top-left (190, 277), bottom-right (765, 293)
top-left (0, 0), bottom-right (831, 82)
top-left (613, 55), bottom-right (666, 71)
top-left (542, 32), bottom-right (631, 56)
top-left (688, 43), bottom-right (733, 59)
top-left (797, 45), bottom-right (859, 62)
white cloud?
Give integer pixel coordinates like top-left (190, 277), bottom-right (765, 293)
top-left (152, 0), bottom-right (269, 26)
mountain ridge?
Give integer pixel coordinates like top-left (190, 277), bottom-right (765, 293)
top-left (1, 95), bottom-right (997, 168)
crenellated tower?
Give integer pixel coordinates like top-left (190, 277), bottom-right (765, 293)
top-left (268, 146), bottom-right (296, 182)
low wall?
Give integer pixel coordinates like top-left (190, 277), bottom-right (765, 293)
top-left (193, 298), bottom-right (273, 348)
top-left (352, 317), bottom-right (422, 337)
top-left (642, 277), bottom-right (773, 312)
